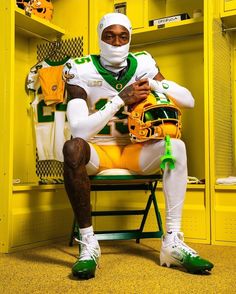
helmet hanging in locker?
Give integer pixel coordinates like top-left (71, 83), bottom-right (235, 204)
top-left (16, 0), bottom-right (53, 21)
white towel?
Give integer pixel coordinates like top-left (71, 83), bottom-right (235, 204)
top-left (216, 176), bottom-right (236, 185)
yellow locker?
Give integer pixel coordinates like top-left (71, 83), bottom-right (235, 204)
top-left (0, 0), bottom-right (89, 253)
top-left (2, 0), bottom-right (236, 252)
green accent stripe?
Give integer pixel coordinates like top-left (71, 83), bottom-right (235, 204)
top-left (44, 56), bottom-right (70, 66)
top-left (90, 54), bottom-right (138, 92)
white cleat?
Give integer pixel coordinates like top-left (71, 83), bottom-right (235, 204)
top-left (160, 232), bottom-right (214, 274)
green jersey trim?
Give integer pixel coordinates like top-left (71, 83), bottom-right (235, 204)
top-left (44, 56), bottom-right (70, 66)
top-left (90, 54), bottom-right (138, 92)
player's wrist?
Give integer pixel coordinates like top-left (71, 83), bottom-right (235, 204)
top-left (112, 95), bottom-right (125, 107)
top-left (148, 78), bottom-right (170, 93)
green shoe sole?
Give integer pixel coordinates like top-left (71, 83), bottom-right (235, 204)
top-left (72, 268), bottom-right (96, 279)
top-left (183, 257), bottom-right (214, 274)
top-left (72, 259), bottom-right (97, 280)
top-left (186, 264), bottom-right (214, 275)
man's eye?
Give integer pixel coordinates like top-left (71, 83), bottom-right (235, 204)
top-left (105, 34), bottom-right (113, 39)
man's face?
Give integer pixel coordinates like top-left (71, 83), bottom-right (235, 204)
top-left (101, 25), bottom-right (130, 46)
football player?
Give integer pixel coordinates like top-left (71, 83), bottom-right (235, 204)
top-left (63, 12), bottom-right (213, 279)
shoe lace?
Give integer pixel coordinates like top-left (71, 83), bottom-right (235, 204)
top-left (175, 233), bottom-right (198, 257)
top-left (75, 237), bottom-right (100, 265)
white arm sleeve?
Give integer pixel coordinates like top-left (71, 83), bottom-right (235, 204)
top-left (148, 78), bottom-right (195, 108)
top-left (67, 96), bottom-right (125, 140)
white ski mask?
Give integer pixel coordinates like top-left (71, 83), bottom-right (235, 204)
top-left (97, 13), bottom-right (132, 67)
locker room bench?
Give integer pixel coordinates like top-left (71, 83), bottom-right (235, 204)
top-left (69, 171), bottom-right (163, 245)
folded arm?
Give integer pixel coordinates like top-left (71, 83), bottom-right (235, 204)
top-left (149, 72), bottom-right (195, 108)
top-left (66, 80), bottom-right (150, 139)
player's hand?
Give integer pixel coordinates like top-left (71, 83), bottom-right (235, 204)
top-left (118, 78), bottom-right (151, 105)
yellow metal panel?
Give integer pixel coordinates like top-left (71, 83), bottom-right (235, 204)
top-left (213, 19), bottom-right (232, 178)
top-left (14, 35), bottom-right (37, 183)
top-left (224, 0), bottom-right (236, 12)
top-left (15, 7), bottom-right (65, 38)
top-left (12, 206), bottom-right (72, 248)
top-left (233, 37), bottom-right (236, 175)
top-left (94, 186), bottom-right (208, 243)
top-left (126, 0), bottom-right (148, 29)
top-left (9, 186), bottom-right (96, 251)
top-left (53, 0), bottom-right (88, 54)
top-left (221, 0), bottom-right (236, 26)
top-left (214, 189), bottom-right (236, 245)
top-left (165, 0), bottom-right (203, 19)
top-left (148, 0), bottom-right (166, 21)
top-left (12, 189), bottom-right (71, 248)
top-left (181, 188), bottom-right (208, 241)
top-left (89, 0), bottom-right (114, 54)
top-left (209, 0), bottom-right (236, 247)
top-left (0, 0), bottom-right (15, 253)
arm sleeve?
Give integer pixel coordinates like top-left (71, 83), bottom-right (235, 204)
top-left (149, 78), bottom-right (195, 108)
top-left (67, 96), bottom-right (125, 140)
top-left (136, 51), bottom-right (159, 79)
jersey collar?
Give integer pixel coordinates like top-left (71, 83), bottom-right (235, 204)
top-left (91, 54), bottom-right (137, 92)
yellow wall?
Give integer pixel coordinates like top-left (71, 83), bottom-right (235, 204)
top-left (14, 35), bottom-right (36, 183)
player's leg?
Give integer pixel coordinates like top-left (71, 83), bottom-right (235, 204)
top-left (122, 139), bottom-right (187, 232)
top-left (122, 139), bottom-right (213, 273)
top-left (63, 138), bottom-right (100, 279)
top-left (139, 139), bottom-right (187, 233)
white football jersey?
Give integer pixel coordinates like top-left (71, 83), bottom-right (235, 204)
top-left (28, 57), bottom-right (71, 161)
top-left (63, 51), bottom-right (158, 145)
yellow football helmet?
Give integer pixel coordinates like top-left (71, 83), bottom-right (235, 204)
top-left (127, 91), bottom-right (182, 142)
top-left (16, 0), bottom-right (30, 10)
top-left (20, 0), bottom-right (53, 21)
top-left (30, 0), bottom-right (53, 21)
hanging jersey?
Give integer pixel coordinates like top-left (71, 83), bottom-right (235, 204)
top-left (63, 51), bottom-right (158, 145)
top-left (28, 57), bottom-right (71, 161)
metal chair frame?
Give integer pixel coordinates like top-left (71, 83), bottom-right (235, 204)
top-left (69, 174), bottom-right (163, 246)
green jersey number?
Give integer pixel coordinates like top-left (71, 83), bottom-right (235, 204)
top-left (37, 100), bottom-right (67, 123)
top-left (74, 56), bottom-right (91, 65)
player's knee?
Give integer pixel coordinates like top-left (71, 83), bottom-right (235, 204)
top-left (171, 139), bottom-right (186, 151)
top-left (171, 139), bottom-right (187, 163)
top-left (63, 137), bottom-right (90, 168)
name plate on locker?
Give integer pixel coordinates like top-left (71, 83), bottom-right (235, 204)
top-left (149, 13), bottom-right (190, 28)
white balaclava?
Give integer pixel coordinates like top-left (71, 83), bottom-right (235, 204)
top-left (97, 13), bottom-right (132, 68)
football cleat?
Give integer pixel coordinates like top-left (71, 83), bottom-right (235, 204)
top-left (72, 235), bottom-right (101, 279)
top-left (160, 232), bottom-right (214, 274)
